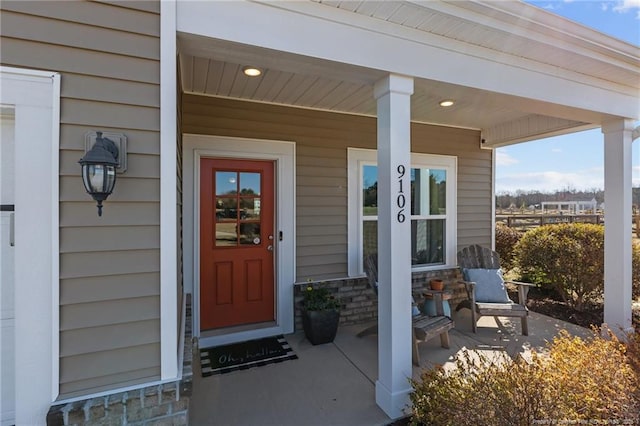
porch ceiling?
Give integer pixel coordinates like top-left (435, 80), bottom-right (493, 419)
top-left (179, 39), bottom-right (589, 147)
top-left (177, 0), bottom-right (639, 147)
top-left (179, 40), bottom-right (584, 141)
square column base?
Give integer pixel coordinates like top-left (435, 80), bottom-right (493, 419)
top-left (375, 379), bottom-right (411, 419)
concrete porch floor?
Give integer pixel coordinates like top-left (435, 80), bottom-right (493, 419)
top-left (189, 309), bottom-right (594, 426)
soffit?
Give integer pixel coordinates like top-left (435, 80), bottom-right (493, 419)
top-left (179, 49), bottom-right (530, 131)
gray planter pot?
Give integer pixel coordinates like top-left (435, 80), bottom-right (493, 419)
top-left (301, 309), bottom-right (340, 345)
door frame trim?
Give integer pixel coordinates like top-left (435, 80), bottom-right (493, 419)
top-left (183, 134), bottom-right (296, 347)
top-left (0, 66), bottom-right (60, 423)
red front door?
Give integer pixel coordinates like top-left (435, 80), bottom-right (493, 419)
top-left (200, 158), bottom-right (275, 330)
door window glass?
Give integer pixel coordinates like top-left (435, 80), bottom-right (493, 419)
top-left (214, 170), bottom-right (262, 247)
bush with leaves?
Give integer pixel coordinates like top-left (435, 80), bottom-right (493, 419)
top-left (409, 351), bottom-right (548, 426)
top-left (409, 330), bottom-right (639, 425)
top-left (495, 223), bottom-right (522, 272)
top-left (514, 223), bottom-right (604, 311)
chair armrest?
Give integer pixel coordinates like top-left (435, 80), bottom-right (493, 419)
top-left (458, 280), bottom-right (476, 306)
top-left (505, 280), bottom-right (535, 305)
top-left (506, 280), bottom-right (536, 287)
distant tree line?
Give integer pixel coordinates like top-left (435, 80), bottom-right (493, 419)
top-left (495, 186), bottom-right (640, 210)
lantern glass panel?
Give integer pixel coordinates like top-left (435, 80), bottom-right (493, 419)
top-left (82, 164), bottom-right (116, 194)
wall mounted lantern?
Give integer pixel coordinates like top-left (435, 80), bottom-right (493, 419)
top-left (79, 131), bottom-right (127, 216)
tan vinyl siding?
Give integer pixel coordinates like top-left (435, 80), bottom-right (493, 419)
top-left (60, 273), bottom-right (160, 305)
top-left (60, 319), bottom-right (160, 357)
top-left (182, 95), bottom-right (491, 281)
top-left (0, 1), bottom-right (161, 397)
top-left (60, 296), bottom-right (160, 331)
top-left (0, 1), bottom-right (160, 36)
top-left (59, 347), bottom-right (160, 397)
top-left (60, 226), bottom-right (159, 253)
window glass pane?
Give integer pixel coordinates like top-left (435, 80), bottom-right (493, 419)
top-left (216, 197), bottom-right (238, 222)
top-left (411, 168), bottom-right (446, 215)
top-left (239, 198), bottom-right (260, 220)
top-left (362, 165), bottom-right (378, 216)
top-left (363, 220), bottom-right (378, 261)
top-left (216, 222), bottom-right (237, 246)
top-left (239, 223), bottom-right (261, 245)
top-left (429, 169), bottom-right (446, 215)
top-left (411, 219), bottom-right (445, 266)
top-left (240, 172), bottom-right (261, 196)
top-left (411, 168), bottom-right (427, 216)
top-left (216, 172), bottom-right (238, 195)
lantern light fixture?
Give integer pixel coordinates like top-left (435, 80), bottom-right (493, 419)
top-left (79, 131), bottom-right (125, 216)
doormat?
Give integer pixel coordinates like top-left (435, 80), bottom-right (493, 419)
top-left (200, 335), bottom-right (297, 377)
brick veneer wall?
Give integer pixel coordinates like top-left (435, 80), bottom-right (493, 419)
top-left (294, 268), bottom-right (466, 331)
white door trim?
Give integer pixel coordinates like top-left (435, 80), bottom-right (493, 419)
top-left (183, 134), bottom-right (296, 347)
top-left (0, 66), bottom-right (60, 424)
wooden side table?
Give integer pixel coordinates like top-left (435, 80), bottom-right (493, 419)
top-left (422, 289), bottom-right (453, 317)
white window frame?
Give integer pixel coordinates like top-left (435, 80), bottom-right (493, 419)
top-left (347, 148), bottom-right (457, 276)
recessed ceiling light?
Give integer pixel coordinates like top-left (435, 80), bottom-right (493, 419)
top-left (242, 66), bottom-right (262, 77)
top-left (439, 99), bottom-right (455, 107)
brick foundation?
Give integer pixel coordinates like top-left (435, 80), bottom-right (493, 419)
top-left (294, 268), bottom-right (466, 332)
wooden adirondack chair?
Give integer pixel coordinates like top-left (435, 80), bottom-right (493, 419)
top-left (457, 244), bottom-right (533, 335)
top-left (359, 253), bottom-right (454, 365)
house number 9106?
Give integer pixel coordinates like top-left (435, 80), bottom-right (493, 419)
top-left (397, 165), bottom-right (406, 223)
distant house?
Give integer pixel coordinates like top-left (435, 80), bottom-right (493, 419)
top-left (541, 199), bottom-right (598, 215)
top-left (1, 1), bottom-right (638, 424)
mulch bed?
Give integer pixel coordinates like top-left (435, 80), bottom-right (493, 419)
top-left (507, 285), bottom-right (640, 329)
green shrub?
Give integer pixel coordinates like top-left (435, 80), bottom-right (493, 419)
top-left (514, 224), bottom-right (604, 311)
top-left (495, 223), bottom-right (521, 272)
top-left (409, 330), bottom-right (639, 425)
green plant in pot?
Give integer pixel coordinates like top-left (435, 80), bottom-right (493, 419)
top-left (301, 286), bottom-right (341, 345)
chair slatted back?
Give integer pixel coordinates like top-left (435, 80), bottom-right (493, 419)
top-left (457, 244), bottom-right (501, 270)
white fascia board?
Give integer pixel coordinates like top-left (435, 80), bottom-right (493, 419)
top-left (177, 1), bottom-right (638, 120)
top-left (409, 0), bottom-right (638, 70)
top-left (473, 0), bottom-right (639, 61)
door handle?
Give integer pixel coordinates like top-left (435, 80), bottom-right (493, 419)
top-left (267, 244), bottom-right (273, 251)
top-left (2, 205), bottom-right (15, 247)
top-left (9, 212), bottom-right (15, 247)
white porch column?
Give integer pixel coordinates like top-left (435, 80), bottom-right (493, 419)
top-left (602, 119), bottom-right (635, 334)
top-left (373, 74), bottom-right (414, 419)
